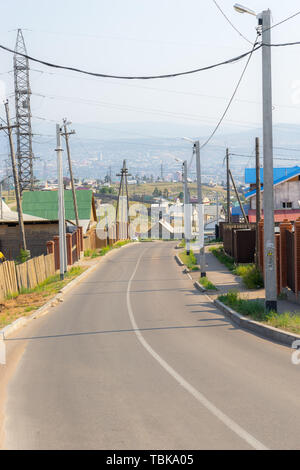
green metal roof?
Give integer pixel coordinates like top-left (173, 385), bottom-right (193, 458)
top-left (22, 190), bottom-right (93, 221)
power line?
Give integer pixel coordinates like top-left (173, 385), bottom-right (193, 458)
top-left (31, 92), bottom-right (261, 128)
top-left (212, 0), bottom-right (253, 45)
top-left (199, 35), bottom-right (259, 150)
top-left (230, 153), bottom-right (300, 161)
top-left (0, 41), bottom-right (262, 80)
top-left (270, 10), bottom-right (300, 31)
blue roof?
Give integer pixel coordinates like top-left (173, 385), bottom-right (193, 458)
top-left (245, 166), bottom-right (300, 199)
top-left (232, 204), bottom-right (250, 216)
top-left (245, 166), bottom-right (300, 184)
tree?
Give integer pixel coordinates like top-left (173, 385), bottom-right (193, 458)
top-left (163, 188), bottom-right (169, 199)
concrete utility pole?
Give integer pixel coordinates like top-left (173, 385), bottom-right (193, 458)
top-left (195, 141), bottom-right (206, 277)
top-left (183, 161), bottom-right (191, 256)
top-left (61, 119), bottom-right (79, 227)
top-left (233, 4), bottom-right (277, 312)
top-left (226, 148), bottom-right (231, 223)
top-left (56, 124), bottom-right (66, 280)
top-left (0, 101), bottom-right (27, 252)
top-left (261, 10), bottom-right (277, 312)
top-left (255, 137), bottom-right (261, 267)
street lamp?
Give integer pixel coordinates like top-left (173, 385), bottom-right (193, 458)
top-left (233, 3), bottom-right (256, 16)
top-left (182, 138), bottom-right (206, 277)
top-left (234, 5), bottom-right (277, 312)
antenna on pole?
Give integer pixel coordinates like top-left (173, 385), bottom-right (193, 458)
top-left (14, 29), bottom-right (34, 192)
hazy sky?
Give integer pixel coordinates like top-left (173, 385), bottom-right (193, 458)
top-left (1, 0), bottom-right (300, 142)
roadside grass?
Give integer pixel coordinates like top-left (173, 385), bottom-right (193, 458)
top-left (179, 250), bottom-right (199, 271)
top-left (218, 291), bottom-right (300, 334)
top-left (210, 246), bottom-right (264, 289)
top-left (84, 240), bottom-right (132, 259)
top-left (233, 264), bottom-right (264, 289)
top-left (209, 246), bottom-right (235, 271)
top-left (0, 266), bottom-right (86, 330)
top-left (199, 277), bottom-right (217, 290)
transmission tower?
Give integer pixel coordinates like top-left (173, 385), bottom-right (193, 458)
top-left (14, 29), bottom-right (34, 192)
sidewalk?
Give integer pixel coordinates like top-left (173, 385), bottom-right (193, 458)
top-left (190, 246), bottom-right (300, 315)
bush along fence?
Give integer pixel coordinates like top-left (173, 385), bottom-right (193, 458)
top-left (0, 253), bottom-right (56, 302)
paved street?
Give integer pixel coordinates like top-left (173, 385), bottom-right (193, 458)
top-left (2, 242), bottom-right (300, 450)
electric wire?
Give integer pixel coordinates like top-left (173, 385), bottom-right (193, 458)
top-left (0, 41), bottom-right (262, 80)
top-left (212, 0), bottom-right (253, 45)
top-left (199, 34), bottom-right (259, 150)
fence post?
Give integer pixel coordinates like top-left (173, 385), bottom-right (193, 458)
top-left (46, 240), bottom-right (54, 256)
top-left (258, 220), bottom-right (264, 273)
top-left (294, 218), bottom-right (300, 297)
top-left (78, 226), bottom-right (83, 253)
top-left (275, 233), bottom-right (280, 296)
top-left (66, 233), bottom-right (72, 266)
top-left (75, 229), bottom-right (80, 261)
top-left (53, 236), bottom-right (60, 271)
top-left (279, 219), bottom-right (292, 291)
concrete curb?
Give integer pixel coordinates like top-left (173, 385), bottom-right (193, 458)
top-left (0, 242), bottom-right (135, 340)
top-left (175, 255), bottom-right (184, 266)
top-left (194, 281), bottom-right (206, 292)
top-left (214, 299), bottom-right (300, 347)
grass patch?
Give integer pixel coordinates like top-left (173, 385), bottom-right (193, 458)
top-left (179, 250), bottom-right (199, 270)
top-left (210, 246), bottom-right (264, 290)
top-left (0, 266), bottom-right (86, 330)
top-left (233, 264), bottom-right (264, 289)
top-left (218, 291), bottom-right (300, 334)
top-left (199, 277), bottom-right (217, 290)
top-left (114, 240), bottom-right (132, 248)
top-left (209, 246), bottom-right (235, 271)
top-left (218, 291), bottom-right (266, 320)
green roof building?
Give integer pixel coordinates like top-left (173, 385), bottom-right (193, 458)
top-left (22, 190), bottom-right (97, 233)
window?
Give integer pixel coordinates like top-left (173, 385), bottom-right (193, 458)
top-left (282, 202), bottom-right (293, 209)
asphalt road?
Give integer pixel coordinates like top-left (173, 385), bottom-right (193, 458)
top-left (2, 241), bottom-right (300, 450)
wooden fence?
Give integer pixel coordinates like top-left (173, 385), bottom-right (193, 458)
top-left (0, 253), bottom-right (56, 302)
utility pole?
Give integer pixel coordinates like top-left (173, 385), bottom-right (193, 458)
top-left (255, 137), bottom-right (261, 267)
top-left (0, 101), bottom-right (27, 252)
top-left (116, 161), bottom-right (131, 239)
top-left (56, 124), bottom-right (66, 280)
top-left (61, 119), bottom-right (79, 227)
top-left (183, 161), bottom-right (191, 256)
top-left (226, 148), bottom-right (231, 223)
top-left (260, 9), bottom-right (277, 312)
top-left (229, 169), bottom-right (249, 225)
top-left (195, 141), bottom-right (206, 277)
top-left (216, 192), bottom-right (219, 239)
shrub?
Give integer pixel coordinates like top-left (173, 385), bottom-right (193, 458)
top-left (234, 265), bottom-right (264, 289)
top-left (199, 277), bottom-right (217, 290)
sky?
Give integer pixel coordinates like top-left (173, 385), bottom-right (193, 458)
top-left (0, 0), bottom-right (300, 144)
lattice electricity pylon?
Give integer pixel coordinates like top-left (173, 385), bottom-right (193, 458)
top-left (116, 160), bottom-right (131, 240)
top-left (14, 29), bottom-right (34, 192)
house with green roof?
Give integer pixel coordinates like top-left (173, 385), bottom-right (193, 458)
top-left (22, 190), bottom-right (98, 234)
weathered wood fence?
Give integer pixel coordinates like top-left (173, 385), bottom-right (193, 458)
top-left (0, 253), bottom-right (56, 302)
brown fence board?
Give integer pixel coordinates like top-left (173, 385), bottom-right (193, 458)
top-left (45, 253), bottom-right (55, 278)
